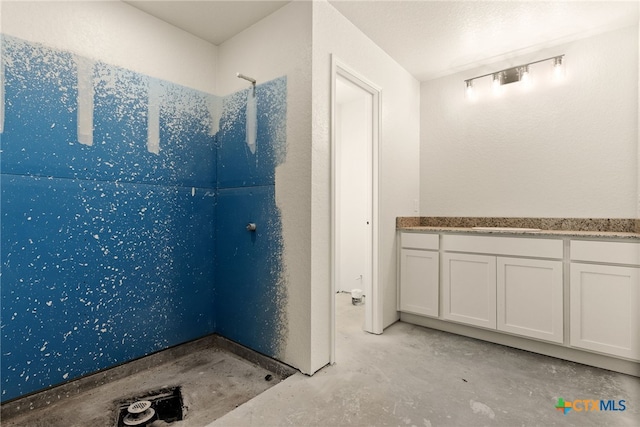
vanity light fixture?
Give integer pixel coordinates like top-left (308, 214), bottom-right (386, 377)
top-left (464, 55), bottom-right (564, 98)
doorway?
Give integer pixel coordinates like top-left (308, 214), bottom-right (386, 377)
top-left (330, 56), bottom-right (382, 364)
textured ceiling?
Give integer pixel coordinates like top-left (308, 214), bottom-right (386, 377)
top-left (329, 0), bottom-right (639, 81)
top-left (124, 1), bottom-right (289, 45)
top-left (124, 0), bottom-right (639, 81)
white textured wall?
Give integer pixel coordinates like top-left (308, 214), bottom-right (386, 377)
top-left (1, 1), bottom-right (218, 94)
top-left (421, 25), bottom-right (639, 218)
top-left (216, 1), bottom-right (314, 374)
top-left (313, 0), bottom-right (421, 358)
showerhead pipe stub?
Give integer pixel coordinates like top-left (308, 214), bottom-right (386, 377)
top-left (236, 72), bottom-right (256, 86)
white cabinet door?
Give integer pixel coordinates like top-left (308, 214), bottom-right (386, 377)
top-left (442, 253), bottom-right (496, 328)
top-left (497, 257), bottom-right (563, 343)
top-left (570, 263), bottom-right (640, 361)
top-left (400, 249), bottom-right (439, 317)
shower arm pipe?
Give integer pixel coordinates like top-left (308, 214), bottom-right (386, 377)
top-left (236, 72), bottom-right (256, 87)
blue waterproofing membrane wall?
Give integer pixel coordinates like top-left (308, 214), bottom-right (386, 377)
top-left (0, 35), bottom-right (287, 402)
top-left (215, 80), bottom-right (287, 356)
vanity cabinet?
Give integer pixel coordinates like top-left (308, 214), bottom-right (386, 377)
top-left (441, 235), bottom-right (564, 343)
top-left (496, 257), bottom-right (563, 343)
top-left (570, 240), bottom-right (640, 361)
top-left (442, 252), bottom-right (496, 328)
top-left (398, 229), bottom-right (640, 375)
top-left (399, 232), bottom-right (439, 317)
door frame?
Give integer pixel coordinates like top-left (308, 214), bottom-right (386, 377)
top-left (330, 55), bottom-right (382, 364)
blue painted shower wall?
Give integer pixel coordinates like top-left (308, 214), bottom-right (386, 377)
top-left (0, 36), bottom-right (219, 402)
top-left (1, 35), bottom-right (288, 403)
top-left (215, 77), bottom-right (288, 356)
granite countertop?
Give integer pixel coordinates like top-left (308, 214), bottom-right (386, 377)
top-left (397, 217), bottom-right (640, 240)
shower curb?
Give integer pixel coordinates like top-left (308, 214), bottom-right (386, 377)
top-left (0, 334), bottom-right (297, 421)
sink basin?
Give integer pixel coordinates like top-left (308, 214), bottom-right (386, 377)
top-left (472, 227), bottom-right (542, 232)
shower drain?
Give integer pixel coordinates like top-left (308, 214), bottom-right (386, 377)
top-left (115, 386), bottom-right (184, 427)
top-left (123, 400), bottom-right (156, 426)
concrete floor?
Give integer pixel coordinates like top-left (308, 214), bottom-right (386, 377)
top-left (4, 294), bottom-right (639, 426)
top-left (2, 344), bottom-right (285, 427)
top-left (210, 293), bottom-right (640, 426)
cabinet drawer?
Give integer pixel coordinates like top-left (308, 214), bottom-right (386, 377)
top-left (571, 240), bottom-right (640, 266)
top-left (401, 232), bottom-right (439, 250)
top-left (442, 234), bottom-right (562, 259)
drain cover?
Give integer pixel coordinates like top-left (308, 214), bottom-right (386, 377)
top-left (128, 401), bottom-right (152, 414)
top-left (116, 387), bottom-right (184, 427)
top-left (123, 400), bottom-right (156, 426)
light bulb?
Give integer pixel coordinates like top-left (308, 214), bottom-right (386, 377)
top-left (520, 65), bottom-right (531, 88)
top-left (465, 80), bottom-right (475, 100)
top-left (492, 73), bottom-right (502, 95)
top-left (553, 56), bottom-right (565, 80)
